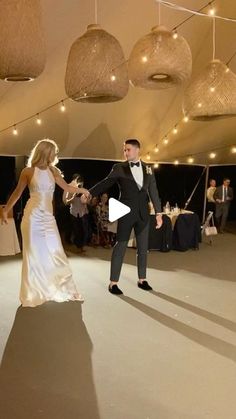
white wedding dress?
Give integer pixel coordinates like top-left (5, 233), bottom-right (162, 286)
top-left (20, 167), bottom-right (83, 307)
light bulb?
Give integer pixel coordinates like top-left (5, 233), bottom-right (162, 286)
top-left (183, 115), bottom-right (189, 123)
top-left (225, 67), bottom-right (230, 73)
top-left (154, 145), bottom-right (159, 153)
top-left (173, 126), bottom-right (178, 134)
top-left (163, 137), bottom-right (169, 145)
top-left (231, 147), bottom-right (236, 153)
top-left (146, 153), bottom-right (151, 160)
top-left (198, 103), bottom-right (202, 108)
top-left (172, 30), bottom-right (178, 39)
top-left (36, 114), bottom-right (42, 125)
top-left (60, 101), bottom-right (66, 112)
top-left (210, 86), bottom-right (215, 93)
top-left (142, 56), bottom-right (148, 63)
top-left (111, 74), bottom-right (116, 81)
top-left (154, 163), bottom-right (159, 169)
top-left (13, 125), bottom-right (18, 135)
top-left (209, 6), bottom-right (215, 16)
top-left (188, 157), bottom-right (194, 164)
top-left (174, 160), bottom-right (179, 165)
top-left (209, 152), bottom-right (216, 159)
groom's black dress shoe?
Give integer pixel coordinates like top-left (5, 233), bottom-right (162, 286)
top-left (108, 284), bottom-right (123, 295)
top-left (137, 281), bottom-right (153, 291)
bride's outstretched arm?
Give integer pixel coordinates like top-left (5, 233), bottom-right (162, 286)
top-left (53, 171), bottom-right (90, 197)
top-left (1, 168), bottom-right (29, 224)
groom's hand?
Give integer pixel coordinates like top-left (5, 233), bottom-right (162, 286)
top-left (81, 194), bottom-right (91, 204)
top-left (155, 214), bottom-right (163, 229)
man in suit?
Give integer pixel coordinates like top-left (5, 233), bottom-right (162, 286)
top-left (213, 178), bottom-right (233, 233)
top-left (82, 139), bottom-right (162, 295)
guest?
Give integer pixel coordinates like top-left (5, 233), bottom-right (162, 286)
top-left (213, 178), bottom-right (234, 233)
top-left (65, 177), bottom-right (89, 253)
top-left (96, 193), bottom-right (111, 248)
top-left (206, 179), bottom-right (216, 213)
top-left (88, 196), bottom-right (99, 246)
top-left (1, 139), bottom-right (90, 307)
top-left (62, 173), bottom-right (81, 244)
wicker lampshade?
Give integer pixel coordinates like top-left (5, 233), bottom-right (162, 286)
top-left (183, 59), bottom-right (236, 120)
top-left (0, 0), bottom-right (46, 82)
top-left (65, 24), bottom-right (129, 103)
top-left (128, 25), bottom-right (192, 90)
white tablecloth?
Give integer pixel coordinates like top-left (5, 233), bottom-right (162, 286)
top-left (0, 218), bottom-right (21, 256)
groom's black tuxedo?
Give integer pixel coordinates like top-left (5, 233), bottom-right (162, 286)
top-left (89, 161), bottom-right (162, 282)
top-left (89, 161), bottom-right (161, 220)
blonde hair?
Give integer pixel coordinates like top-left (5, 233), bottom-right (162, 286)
top-left (27, 139), bottom-right (61, 174)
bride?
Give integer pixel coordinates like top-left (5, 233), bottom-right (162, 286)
top-left (1, 139), bottom-right (90, 307)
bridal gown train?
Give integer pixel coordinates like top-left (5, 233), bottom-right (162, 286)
top-left (20, 167), bottom-right (83, 307)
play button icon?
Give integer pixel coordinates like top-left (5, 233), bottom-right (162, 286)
top-left (108, 198), bottom-right (131, 222)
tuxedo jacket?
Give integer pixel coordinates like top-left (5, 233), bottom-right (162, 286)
top-left (89, 161), bottom-right (162, 222)
top-left (213, 185), bottom-right (234, 205)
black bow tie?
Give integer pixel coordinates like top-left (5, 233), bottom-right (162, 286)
top-left (130, 161), bottom-right (140, 167)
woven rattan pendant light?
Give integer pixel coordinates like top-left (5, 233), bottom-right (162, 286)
top-left (183, 59), bottom-right (236, 120)
top-left (183, 16), bottom-right (236, 120)
top-left (0, 0), bottom-right (46, 82)
top-left (128, 25), bottom-right (192, 90)
top-left (65, 24), bottom-right (129, 103)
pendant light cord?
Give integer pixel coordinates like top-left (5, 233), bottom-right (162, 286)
top-left (212, 17), bottom-right (216, 60)
top-left (95, 0), bottom-right (98, 24)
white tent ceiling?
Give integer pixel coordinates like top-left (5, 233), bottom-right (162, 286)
top-left (0, 0), bottom-right (236, 164)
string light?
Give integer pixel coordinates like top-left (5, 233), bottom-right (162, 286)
top-left (183, 115), bottom-right (189, 122)
top-left (146, 152), bottom-right (151, 160)
top-left (13, 125), bottom-right (18, 135)
top-left (60, 101), bottom-right (66, 112)
top-left (172, 29), bottom-right (178, 39)
top-left (154, 144), bottom-right (159, 153)
top-left (163, 137), bottom-right (169, 145)
top-left (208, 3), bottom-right (215, 16)
top-left (36, 114), bottom-right (42, 125)
top-left (111, 74), bottom-right (116, 81)
top-left (173, 125), bottom-right (178, 134)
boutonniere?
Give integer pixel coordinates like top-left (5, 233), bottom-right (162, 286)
top-left (146, 165), bottom-right (152, 175)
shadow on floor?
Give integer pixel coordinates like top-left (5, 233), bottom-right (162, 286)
top-left (0, 302), bottom-right (100, 419)
top-left (151, 291), bottom-right (236, 332)
top-left (120, 295), bottom-right (236, 363)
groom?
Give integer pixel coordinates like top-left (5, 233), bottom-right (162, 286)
top-left (83, 139), bottom-right (162, 295)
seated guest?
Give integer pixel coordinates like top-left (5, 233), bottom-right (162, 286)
top-left (213, 178), bottom-right (234, 233)
top-left (206, 179), bottom-right (216, 213)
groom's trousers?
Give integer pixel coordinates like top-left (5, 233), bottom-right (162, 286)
top-left (110, 216), bottom-right (150, 281)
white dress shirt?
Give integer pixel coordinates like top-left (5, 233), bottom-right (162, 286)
top-left (129, 160), bottom-right (143, 190)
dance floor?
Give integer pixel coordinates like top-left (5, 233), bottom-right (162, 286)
top-left (0, 230), bottom-right (236, 419)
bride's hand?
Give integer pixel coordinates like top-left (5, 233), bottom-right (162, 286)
top-left (1, 209), bottom-right (8, 225)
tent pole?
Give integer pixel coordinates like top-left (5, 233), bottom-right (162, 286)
top-left (202, 165), bottom-right (209, 223)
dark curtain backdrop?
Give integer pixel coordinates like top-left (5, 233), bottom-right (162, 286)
top-left (0, 157), bottom-right (235, 223)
